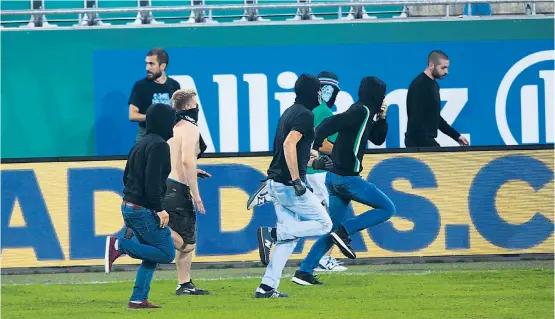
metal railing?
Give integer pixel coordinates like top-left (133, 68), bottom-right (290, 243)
top-left (0, 0), bottom-right (552, 29)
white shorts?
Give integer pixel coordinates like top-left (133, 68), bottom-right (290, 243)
top-left (306, 172), bottom-right (329, 207)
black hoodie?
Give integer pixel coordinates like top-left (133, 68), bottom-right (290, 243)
top-left (123, 103), bottom-right (175, 211)
top-left (313, 76), bottom-right (389, 176)
top-left (266, 74), bottom-right (321, 185)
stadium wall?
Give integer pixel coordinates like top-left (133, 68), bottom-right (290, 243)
top-left (1, 146), bottom-right (553, 269)
top-left (1, 17), bottom-right (554, 159)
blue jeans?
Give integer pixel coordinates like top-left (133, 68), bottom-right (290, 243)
top-left (299, 172), bottom-right (396, 274)
top-left (261, 179), bottom-right (332, 289)
top-left (118, 203), bottom-right (175, 302)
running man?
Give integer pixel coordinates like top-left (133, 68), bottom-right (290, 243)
top-left (305, 72), bottom-right (347, 272)
top-left (291, 76), bottom-right (396, 286)
top-left (254, 74), bottom-right (334, 298)
top-left (105, 103), bottom-right (176, 309)
top-left (247, 71), bottom-right (347, 272)
top-left (164, 89), bottom-right (210, 296)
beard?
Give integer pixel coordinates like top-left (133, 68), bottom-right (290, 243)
top-left (432, 68), bottom-right (444, 79)
top-left (147, 70), bottom-right (163, 81)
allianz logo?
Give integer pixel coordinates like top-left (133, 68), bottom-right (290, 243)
top-left (171, 50), bottom-right (554, 152)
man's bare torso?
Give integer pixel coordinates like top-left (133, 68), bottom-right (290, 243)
top-left (167, 120), bottom-right (200, 185)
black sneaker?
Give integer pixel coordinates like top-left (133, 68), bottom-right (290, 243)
top-left (254, 287), bottom-right (289, 298)
top-left (330, 225), bottom-right (357, 259)
top-left (257, 227), bottom-right (276, 266)
top-left (291, 270), bottom-right (323, 286)
top-left (175, 281), bottom-right (210, 295)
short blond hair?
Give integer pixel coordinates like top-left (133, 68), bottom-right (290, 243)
top-left (171, 89), bottom-right (197, 110)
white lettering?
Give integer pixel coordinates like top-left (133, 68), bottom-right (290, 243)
top-left (384, 89), bottom-right (408, 148)
top-left (275, 71), bottom-right (297, 115)
top-left (437, 88), bottom-right (470, 146)
top-left (214, 75), bottom-right (239, 152)
top-left (540, 70), bottom-right (554, 143)
top-left (244, 74), bottom-right (269, 152)
top-left (521, 85), bottom-right (539, 143)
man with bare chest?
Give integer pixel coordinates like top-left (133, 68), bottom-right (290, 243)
top-left (163, 89), bottom-right (210, 296)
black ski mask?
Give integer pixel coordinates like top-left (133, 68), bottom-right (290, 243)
top-left (294, 74), bottom-right (321, 110)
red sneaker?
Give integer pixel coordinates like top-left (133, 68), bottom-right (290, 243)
top-left (127, 300), bottom-right (161, 309)
top-left (104, 236), bottom-right (123, 273)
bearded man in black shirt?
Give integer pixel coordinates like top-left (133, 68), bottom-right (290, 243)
top-left (404, 50), bottom-right (469, 148)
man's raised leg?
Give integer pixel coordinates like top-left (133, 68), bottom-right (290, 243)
top-left (294, 177), bottom-right (350, 285)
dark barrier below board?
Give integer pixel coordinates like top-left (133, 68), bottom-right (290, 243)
top-left (1, 145), bottom-right (553, 269)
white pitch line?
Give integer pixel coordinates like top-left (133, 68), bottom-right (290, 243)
top-left (2, 271), bottom-right (436, 286)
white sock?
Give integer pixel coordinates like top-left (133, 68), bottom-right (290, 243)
top-left (114, 239), bottom-right (119, 251)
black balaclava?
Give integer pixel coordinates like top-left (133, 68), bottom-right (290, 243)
top-left (175, 107), bottom-right (199, 124)
top-left (146, 103), bottom-right (176, 141)
top-left (357, 76), bottom-right (386, 117)
top-left (294, 74), bottom-right (321, 110)
top-left (174, 106), bottom-right (207, 159)
top-left (318, 71), bottom-right (340, 108)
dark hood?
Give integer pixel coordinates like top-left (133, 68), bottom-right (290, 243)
top-left (358, 76), bottom-right (386, 114)
top-left (146, 103), bottom-right (176, 141)
top-left (294, 74), bottom-right (321, 110)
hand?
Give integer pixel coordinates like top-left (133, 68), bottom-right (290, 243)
top-left (379, 102), bottom-right (388, 119)
top-left (312, 155), bottom-right (334, 171)
top-left (193, 196), bottom-right (206, 214)
top-left (458, 135), bottom-right (469, 146)
top-left (310, 149), bottom-right (318, 159)
top-left (291, 179), bottom-right (306, 196)
top-left (197, 168), bottom-right (212, 179)
top-left (157, 210), bottom-right (170, 228)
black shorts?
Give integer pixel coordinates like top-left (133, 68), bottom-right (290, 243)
top-left (163, 179), bottom-right (196, 245)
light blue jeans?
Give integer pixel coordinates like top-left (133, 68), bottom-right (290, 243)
top-left (260, 179), bottom-right (333, 289)
top-left (299, 172), bottom-right (396, 274)
top-left (117, 203), bottom-right (175, 302)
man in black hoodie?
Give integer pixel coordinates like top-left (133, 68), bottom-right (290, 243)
top-left (291, 77), bottom-right (397, 286)
top-left (254, 74), bottom-right (334, 299)
top-left (104, 103), bottom-right (176, 309)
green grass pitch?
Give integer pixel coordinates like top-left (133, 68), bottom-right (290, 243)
top-left (2, 261), bottom-right (553, 319)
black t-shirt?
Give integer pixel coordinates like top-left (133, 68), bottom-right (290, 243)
top-left (128, 77), bottom-right (181, 128)
top-left (266, 104), bottom-right (315, 185)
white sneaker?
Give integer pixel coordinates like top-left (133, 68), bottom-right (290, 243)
top-left (315, 256), bottom-right (348, 272)
top-left (247, 180), bottom-right (273, 210)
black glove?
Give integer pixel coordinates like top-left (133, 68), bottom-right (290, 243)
top-left (292, 179), bottom-right (306, 196)
top-left (312, 155), bottom-right (334, 171)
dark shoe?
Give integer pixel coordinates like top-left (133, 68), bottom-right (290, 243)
top-left (127, 300), bottom-right (161, 309)
top-left (291, 270), bottom-right (323, 286)
top-left (257, 227), bottom-right (276, 266)
top-left (175, 280), bottom-right (210, 295)
top-left (330, 226), bottom-right (356, 259)
top-left (104, 236), bottom-right (123, 273)
top-left (254, 287), bottom-right (289, 298)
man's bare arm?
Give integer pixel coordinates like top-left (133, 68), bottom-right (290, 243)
top-left (283, 130), bottom-right (303, 181)
top-left (319, 139), bottom-right (334, 155)
top-left (181, 125), bottom-right (200, 196)
top-left (129, 104), bottom-right (146, 122)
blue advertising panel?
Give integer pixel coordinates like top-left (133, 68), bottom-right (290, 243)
top-left (93, 40), bottom-right (554, 156)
